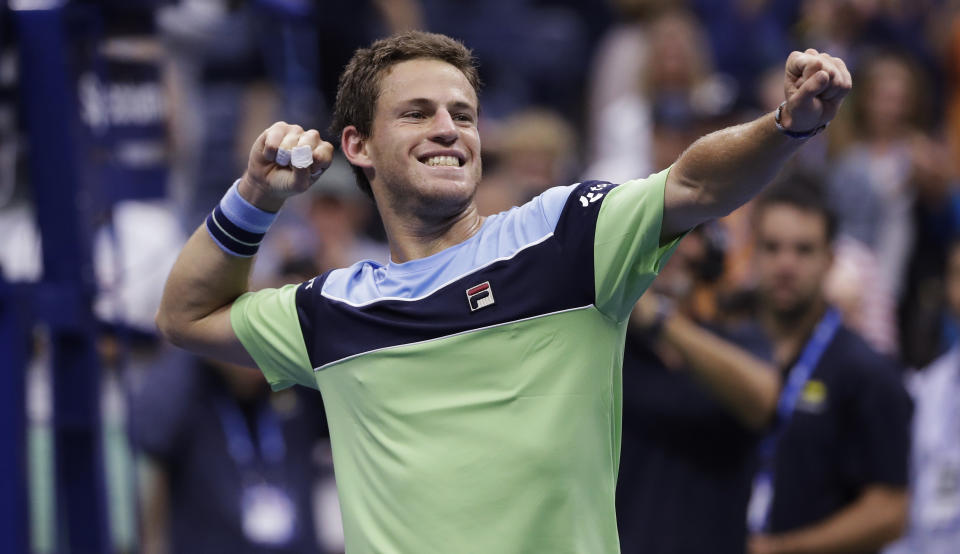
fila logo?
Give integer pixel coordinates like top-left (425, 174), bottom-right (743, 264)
top-left (466, 281), bottom-right (495, 311)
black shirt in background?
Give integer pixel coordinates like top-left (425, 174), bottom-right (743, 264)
top-left (617, 324), bottom-right (770, 554)
top-left (768, 326), bottom-right (912, 538)
top-left (128, 351), bottom-right (329, 554)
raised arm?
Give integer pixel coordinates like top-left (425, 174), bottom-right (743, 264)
top-left (661, 49), bottom-right (852, 240)
top-left (155, 122), bottom-right (334, 363)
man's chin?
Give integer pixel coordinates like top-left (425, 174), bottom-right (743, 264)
top-left (403, 182), bottom-right (476, 218)
top-left (768, 296), bottom-right (814, 324)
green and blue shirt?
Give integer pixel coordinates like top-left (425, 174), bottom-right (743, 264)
top-left (231, 169), bottom-right (680, 553)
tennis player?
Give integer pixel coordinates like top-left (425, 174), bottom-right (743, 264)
top-left (157, 31), bottom-right (851, 553)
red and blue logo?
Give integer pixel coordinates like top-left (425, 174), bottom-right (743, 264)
top-left (466, 281), bottom-right (495, 312)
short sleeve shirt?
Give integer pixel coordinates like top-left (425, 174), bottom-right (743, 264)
top-left (231, 170), bottom-right (681, 553)
top-left (768, 327), bottom-right (912, 535)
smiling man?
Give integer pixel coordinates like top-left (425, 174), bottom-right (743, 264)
top-left (156, 31), bottom-right (851, 552)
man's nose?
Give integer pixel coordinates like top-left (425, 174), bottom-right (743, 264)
top-left (774, 250), bottom-right (800, 271)
top-left (429, 110), bottom-right (458, 144)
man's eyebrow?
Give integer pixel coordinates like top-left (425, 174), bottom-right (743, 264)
top-left (398, 98), bottom-right (477, 112)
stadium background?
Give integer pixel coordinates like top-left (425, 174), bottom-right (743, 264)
top-left (1, 0), bottom-right (958, 552)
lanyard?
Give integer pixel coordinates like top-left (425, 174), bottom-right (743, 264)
top-left (214, 395), bottom-right (287, 469)
top-left (748, 308), bottom-right (842, 533)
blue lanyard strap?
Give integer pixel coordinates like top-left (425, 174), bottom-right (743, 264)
top-left (759, 308), bottom-right (842, 459)
top-left (750, 308), bottom-right (842, 532)
top-left (215, 395), bottom-right (287, 469)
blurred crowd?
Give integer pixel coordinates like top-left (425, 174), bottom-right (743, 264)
top-left (4, 0), bottom-right (960, 552)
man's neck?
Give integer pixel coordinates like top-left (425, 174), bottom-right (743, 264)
top-left (382, 203), bottom-right (485, 264)
top-left (763, 297), bottom-right (828, 368)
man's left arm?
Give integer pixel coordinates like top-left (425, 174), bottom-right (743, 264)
top-left (661, 49), bottom-right (852, 240)
top-left (748, 485), bottom-right (908, 554)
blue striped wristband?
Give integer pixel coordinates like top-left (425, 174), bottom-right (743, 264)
top-left (205, 179), bottom-right (277, 257)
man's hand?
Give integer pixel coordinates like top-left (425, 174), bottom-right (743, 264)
top-left (239, 121), bottom-right (335, 212)
top-left (780, 49), bottom-right (853, 133)
top-left (662, 47), bottom-right (851, 238)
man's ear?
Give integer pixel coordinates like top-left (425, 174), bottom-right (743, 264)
top-left (342, 126), bottom-right (373, 169)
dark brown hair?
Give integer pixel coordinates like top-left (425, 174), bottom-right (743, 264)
top-left (753, 172), bottom-right (838, 243)
top-left (330, 31), bottom-right (482, 198)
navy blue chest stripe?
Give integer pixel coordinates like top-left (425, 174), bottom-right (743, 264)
top-left (295, 181), bottom-right (615, 371)
top-left (310, 304), bottom-right (595, 371)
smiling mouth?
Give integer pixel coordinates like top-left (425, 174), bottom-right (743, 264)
top-left (419, 155), bottom-right (464, 167)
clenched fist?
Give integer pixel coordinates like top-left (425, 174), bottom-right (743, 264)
top-left (238, 121), bottom-right (335, 211)
top-left (780, 49), bottom-right (853, 134)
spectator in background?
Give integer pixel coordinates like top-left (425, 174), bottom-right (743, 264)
top-left (475, 108), bottom-right (578, 215)
top-left (304, 156), bottom-right (389, 273)
top-left (130, 256), bottom-right (332, 554)
top-left (130, 354), bottom-right (329, 554)
top-left (826, 52), bottom-right (950, 361)
top-left (793, 0), bottom-right (865, 70)
top-left (688, 0), bottom-right (796, 108)
top-left (584, 0), bottom-right (663, 183)
top-left (899, 121), bottom-right (960, 367)
top-left (416, 0), bottom-right (590, 118)
top-left (827, 52), bottom-right (927, 301)
top-left (746, 179), bottom-right (911, 554)
top-left (885, 237), bottom-right (960, 554)
top-left (252, 154), bottom-right (388, 285)
top-left (794, 0), bottom-right (938, 77)
top-left (618, 227), bottom-right (779, 553)
top-left (157, 0), bottom-right (270, 229)
top-left (945, 7), bottom-right (960, 177)
top-left (585, 7), bottom-right (737, 182)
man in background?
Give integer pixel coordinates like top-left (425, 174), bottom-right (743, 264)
top-left (885, 237), bottom-right (960, 554)
top-left (747, 178), bottom-right (911, 554)
top-left (619, 226), bottom-right (780, 553)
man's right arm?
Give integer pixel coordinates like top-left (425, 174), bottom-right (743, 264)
top-left (154, 223), bottom-right (259, 365)
top-left (155, 122), bottom-right (333, 363)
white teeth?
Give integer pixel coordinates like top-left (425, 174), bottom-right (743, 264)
top-left (424, 155), bottom-right (460, 167)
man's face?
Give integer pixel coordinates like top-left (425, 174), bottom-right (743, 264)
top-left (363, 58), bottom-right (481, 215)
top-left (754, 204), bottom-right (833, 319)
top-left (946, 243), bottom-right (960, 320)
